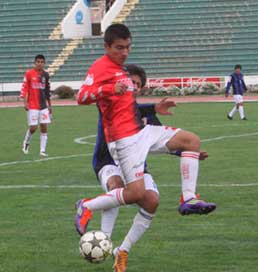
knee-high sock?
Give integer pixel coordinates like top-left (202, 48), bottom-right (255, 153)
top-left (229, 106), bottom-right (237, 117)
top-left (84, 188), bottom-right (125, 211)
top-left (119, 208), bottom-right (154, 253)
top-left (181, 151), bottom-right (199, 201)
top-left (40, 133), bottom-right (48, 152)
top-left (24, 129), bottom-right (32, 144)
top-left (101, 207), bottom-right (119, 238)
top-left (239, 105), bottom-right (245, 119)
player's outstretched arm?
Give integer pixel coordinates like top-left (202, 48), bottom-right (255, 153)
top-left (154, 97), bottom-right (176, 115)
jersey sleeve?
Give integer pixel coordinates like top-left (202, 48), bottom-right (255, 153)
top-left (20, 70), bottom-right (30, 98)
top-left (138, 103), bottom-right (156, 117)
top-left (225, 75), bottom-right (232, 94)
top-left (44, 72), bottom-right (51, 100)
top-left (77, 66), bottom-right (116, 105)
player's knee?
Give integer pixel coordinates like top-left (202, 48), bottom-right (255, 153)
top-left (107, 176), bottom-right (124, 191)
top-left (138, 190), bottom-right (159, 213)
top-left (190, 133), bottom-right (200, 150)
top-left (30, 126), bottom-right (37, 134)
top-left (124, 179), bottom-right (146, 203)
top-left (132, 189), bottom-right (145, 202)
top-left (182, 131), bottom-right (200, 152)
top-left (146, 191), bottom-right (159, 213)
top-left (40, 126), bottom-right (47, 133)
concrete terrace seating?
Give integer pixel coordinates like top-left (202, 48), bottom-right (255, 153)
top-left (54, 0), bottom-right (258, 81)
top-left (1, 0), bottom-right (258, 84)
top-left (0, 0), bottom-right (77, 83)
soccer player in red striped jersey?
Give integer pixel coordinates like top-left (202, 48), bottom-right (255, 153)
top-left (20, 54), bottom-right (51, 157)
top-left (75, 24), bottom-right (216, 272)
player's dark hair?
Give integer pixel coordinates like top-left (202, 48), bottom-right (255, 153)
top-left (234, 64), bottom-right (242, 70)
top-left (104, 24), bottom-right (131, 46)
top-left (125, 64), bottom-right (147, 87)
top-left (35, 54), bottom-right (45, 62)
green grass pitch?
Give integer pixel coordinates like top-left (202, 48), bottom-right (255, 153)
top-left (0, 102), bottom-right (258, 272)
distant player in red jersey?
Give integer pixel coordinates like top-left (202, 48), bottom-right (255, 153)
top-left (76, 24), bottom-right (216, 272)
top-left (20, 54), bottom-right (51, 157)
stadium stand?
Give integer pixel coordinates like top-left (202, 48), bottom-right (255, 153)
top-left (1, 0), bottom-right (258, 85)
top-left (0, 0), bottom-right (77, 83)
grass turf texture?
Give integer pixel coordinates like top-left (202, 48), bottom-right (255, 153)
top-left (0, 102), bottom-right (258, 272)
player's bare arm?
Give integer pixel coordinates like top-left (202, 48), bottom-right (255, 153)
top-left (154, 97), bottom-right (176, 115)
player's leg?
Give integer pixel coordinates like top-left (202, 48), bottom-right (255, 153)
top-left (228, 95), bottom-right (240, 120)
top-left (75, 130), bottom-right (149, 235)
top-left (165, 129), bottom-right (216, 215)
top-left (22, 110), bottom-right (38, 154)
top-left (75, 180), bottom-right (145, 235)
top-left (239, 102), bottom-right (246, 120)
top-left (113, 174), bottom-right (159, 272)
top-left (237, 95), bottom-right (246, 120)
top-left (228, 104), bottom-right (237, 120)
top-left (99, 165), bottom-right (124, 238)
top-left (146, 125), bottom-right (215, 215)
top-left (39, 108), bottom-right (51, 156)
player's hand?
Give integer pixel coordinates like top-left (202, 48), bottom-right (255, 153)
top-left (114, 82), bottom-right (128, 95)
top-left (199, 151), bottom-right (208, 160)
top-left (48, 107), bottom-right (52, 115)
top-left (155, 97), bottom-right (176, 115)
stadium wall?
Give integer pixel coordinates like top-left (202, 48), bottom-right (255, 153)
top-left (1, 76), bottom-right (258, 96)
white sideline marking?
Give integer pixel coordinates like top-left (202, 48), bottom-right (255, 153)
top-left (0, 183), bottom-right (257, 190)
top-left (0, 153), bottom-right (92, 167)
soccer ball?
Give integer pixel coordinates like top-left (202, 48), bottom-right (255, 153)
top-left (79, 230), bottom-right (113, 263)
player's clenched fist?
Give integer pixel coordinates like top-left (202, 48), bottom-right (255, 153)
top-left (114, 82), bottom-right (128, 95)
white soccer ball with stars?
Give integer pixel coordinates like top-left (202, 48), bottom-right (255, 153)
top-left (79, 230), bottom-right (113, 263)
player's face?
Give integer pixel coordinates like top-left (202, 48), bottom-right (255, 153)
top-left (34, 58), bottom-right (45, 71)
top-left (130, 74), bottom-right (142, 95)
top-left (235, 68), bottom-right (241, 74)
top-left (105, 38), bottom-right (131, 66)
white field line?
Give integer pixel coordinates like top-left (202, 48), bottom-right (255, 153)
top-left (201, 132), bottom-right (258, 142)
top-left (0, 153), bottom-right (91, 167)
top-left (0, 183), bottom-right (257, 190)
top-left (0, 131), bottom-right (257, 168)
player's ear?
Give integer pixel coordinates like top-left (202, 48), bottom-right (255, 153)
top-left (104, 42), bottom-right (110, 50)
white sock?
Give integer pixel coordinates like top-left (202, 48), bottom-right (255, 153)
top-left (101, 207), bottom-right (119, 238)
top-left (24, 129), bottom-right (32, 144)
top-left (229, 106), bottom-right (237, 117)
top-left (181, 151), bottom-right (199, 201)
top-left (119, 208), bottom-right (154, 253)
top-left (239, 105), bottom-right (245, 119)
top-left (84, 188), bottom-right (125, 211)
top-left (40, 133), bottom-right (48, 153)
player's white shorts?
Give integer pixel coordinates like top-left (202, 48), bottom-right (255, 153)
top-left (27, 108), bottom-right (51, 126)
top-left (98, 164), bottom-right (159, 195)
top-left (108, 125), bottom-right (181, 184)
top-left (233, 94), bottom-right (244, 104)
